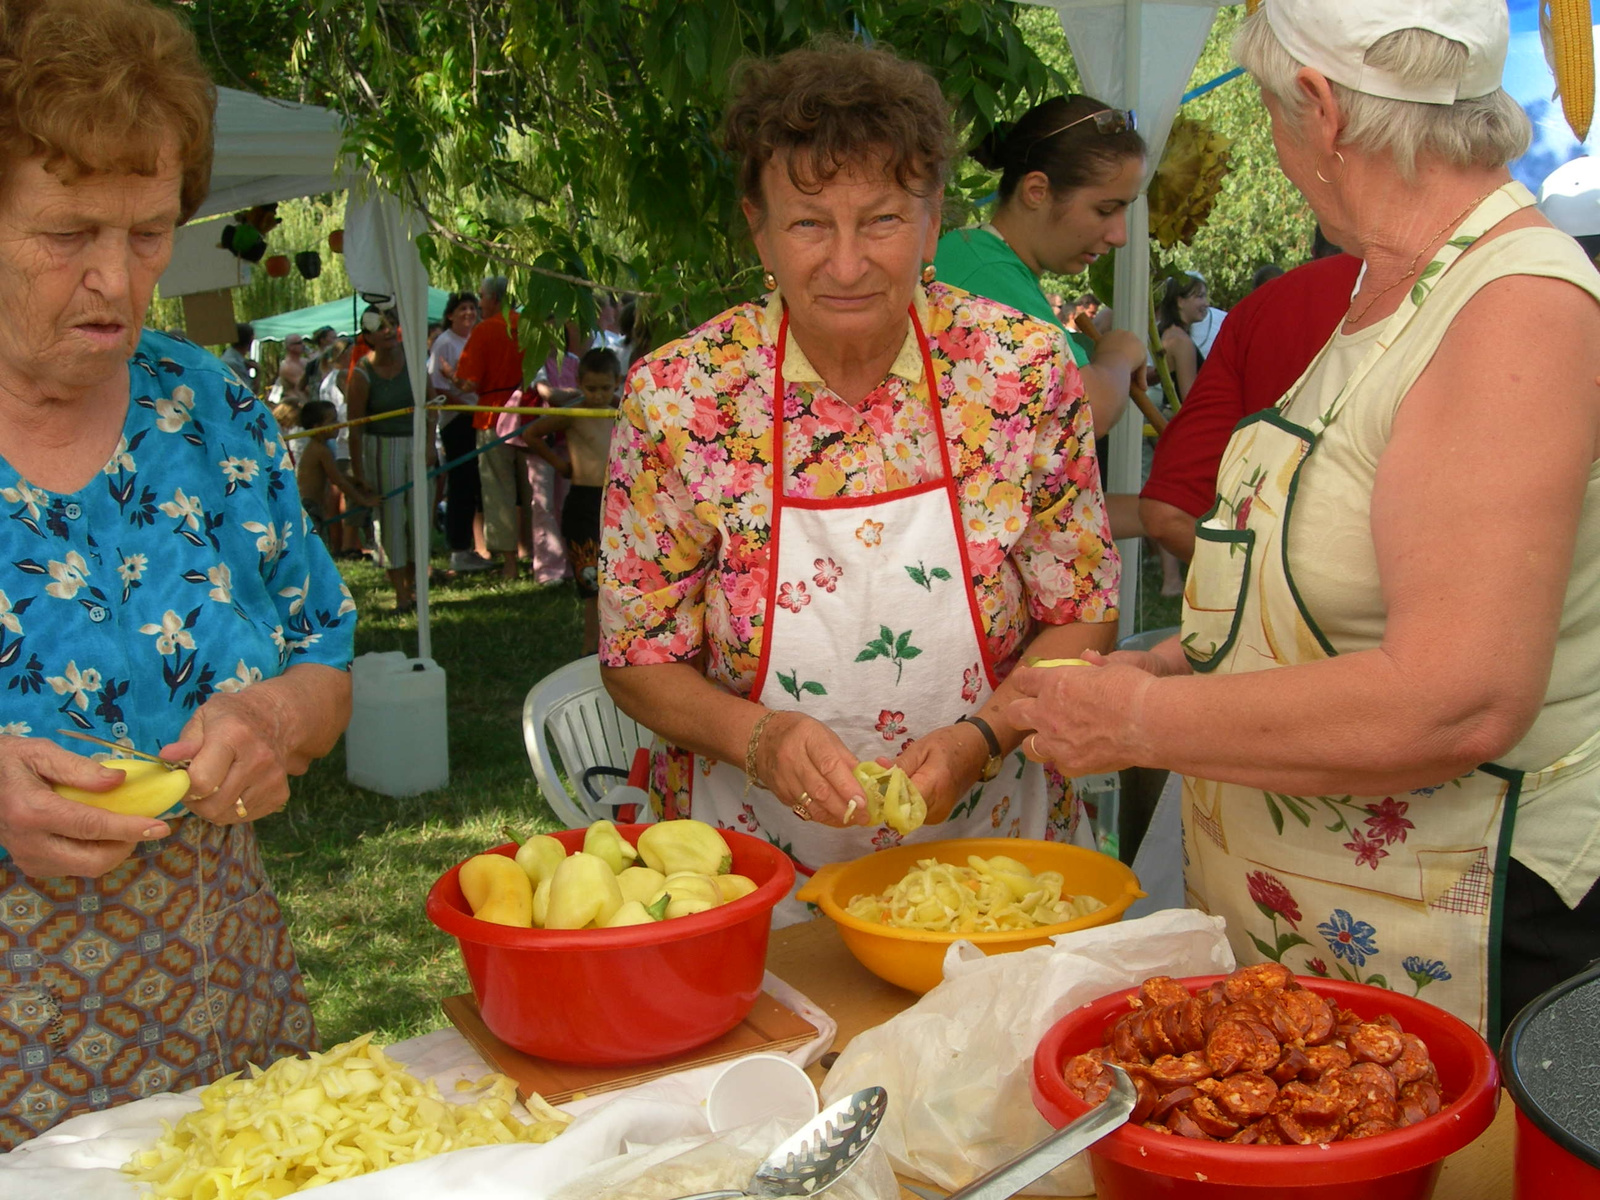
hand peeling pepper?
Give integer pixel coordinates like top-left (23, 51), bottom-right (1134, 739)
top-left (853, 762), bottom-right (928, 835)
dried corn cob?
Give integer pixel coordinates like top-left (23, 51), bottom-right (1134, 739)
top-left (1544, 0), bottom-right (1595, 143)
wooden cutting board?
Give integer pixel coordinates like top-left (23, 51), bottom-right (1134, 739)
top-left (441, 991), bottom-right (820, 1106)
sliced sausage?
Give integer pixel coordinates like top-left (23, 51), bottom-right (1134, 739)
top-left (1274, 1081), bottom-right (1346, 1124)
top-left (1280, 987), bottom-right (1336, 1045)
top-left (1111, 1013), bottom-right (1146, 1064)
top-left (1137, 1008), bottom-right (1177, 1060)
top-left (1131, 1073), bottom-right (1160, 1124)
top-left (1348, 1119), bottom-right (1400, 1139)
top-left (1167, 1106), bottom-right (1210, 1139)
top-left (1062, 1054), bottom-right (1112, 1105)
top-left (1398, 1080), bottom-right (1442, 1126)
top-left (1343, 1062), bottom-right (1399, 1105)
top-left (1271, 1044), bottom-right (1311, 1085)
top-left (1139, 975), bottom-right (1193, 1009)
top-left (1207, 1018), bottom-right (1281, 1075)
top-left (1390, 1033), bottom-right (1431, 1085)
top-left (1302, 1044), bottom-right (1354, 1082)
top-left (1139, 1051), bottom-right (1214, 1090)
top-left (1223, 963), bottom-right (1294, 1001)
top-left (1276, 1109), bottom-right (1341, 1145)
top-left (1190, 1094), bottom-right (1242, 1139)
top-left (1198, 1071), bottom-right (1278, 1121)
top-left (1150, 1084), bottom-right (1201, 1123)
top-left (1349, 1022), bottom-right (1404, 1066)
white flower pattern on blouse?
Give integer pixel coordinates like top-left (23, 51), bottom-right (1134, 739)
top-left (0, 331), bottom-right (354, 766)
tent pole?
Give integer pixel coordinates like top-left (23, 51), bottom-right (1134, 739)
top-left (1111, 0), bottom-right (1146, 642)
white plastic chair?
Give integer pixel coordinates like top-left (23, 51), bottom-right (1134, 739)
top-left (521, 655), bottom-right (655, 829)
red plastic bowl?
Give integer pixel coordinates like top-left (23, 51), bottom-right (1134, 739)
top-left (426, 824), bottom-right (795, 1065)
top-left (1031, 975), bottom-right (1499, 1199)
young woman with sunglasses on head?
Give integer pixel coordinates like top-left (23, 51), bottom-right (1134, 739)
top-left (935, 95), bottom-right (1150, 439)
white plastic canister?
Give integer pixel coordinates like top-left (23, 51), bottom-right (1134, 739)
top-left (344, 651), bottom-right (450, 795)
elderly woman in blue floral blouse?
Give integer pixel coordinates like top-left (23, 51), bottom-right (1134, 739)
top-left (0, 0), bottom-right (354, 1146)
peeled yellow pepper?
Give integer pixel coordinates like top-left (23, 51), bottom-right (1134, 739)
top-left (533, 877), bottom-right (553, 927)
top-left (458, 854), bottom-right (534, 927)
top-left (582, 818), bottom-right (639, 874)
top-left (651, 872), bottom-right (723, 919)
top-left (512, 833), bottom-right (567, 886)
top-left (636, 819), bottom-right (733, 877)
top-left (853, 763), bottom-right (927, 835)
top-left (713, 874), bottom-right (759, 903)
top-left (53, 758), bottom-right (190, 818)
top-left (1022, 657), bottom-right (1092, 668)
top-left (602, 894), bottom-right (670, 927)
top-left (617, 865), bottom-right (667, 906)
top-left (544, 852), bottom-right (625, 929)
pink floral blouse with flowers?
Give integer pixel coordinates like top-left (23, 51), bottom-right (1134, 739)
top-left (599, 283), bottom-right (1119, 810)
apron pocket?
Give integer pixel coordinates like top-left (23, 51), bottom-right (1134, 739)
top-left (1181, 514), bottom-right (1255, 672)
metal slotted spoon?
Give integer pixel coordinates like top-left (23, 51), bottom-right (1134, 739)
top-left (672, 1085), bottom-right (890, 1200)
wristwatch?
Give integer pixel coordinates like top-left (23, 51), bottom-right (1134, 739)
top-left (956, 714), bottom-right (1004, 782)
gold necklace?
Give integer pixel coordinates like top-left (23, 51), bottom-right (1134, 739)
top-left (1347, 185), bottom-right (1501, 327)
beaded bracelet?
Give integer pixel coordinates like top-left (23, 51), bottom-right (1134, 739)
top-left (744, 709), bottom-right (779, 794)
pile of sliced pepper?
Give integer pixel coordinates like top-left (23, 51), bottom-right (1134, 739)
top-left (458, 818), bottom-right (756, 931)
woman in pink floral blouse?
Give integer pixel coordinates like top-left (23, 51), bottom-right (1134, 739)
top-left (599, 41), bottom-right (1120, 919)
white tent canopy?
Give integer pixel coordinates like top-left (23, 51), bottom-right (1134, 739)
top-left (176, 87), bottom-right (439, 662)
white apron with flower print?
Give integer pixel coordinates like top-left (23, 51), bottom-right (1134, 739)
top-left (1178, 184), bottom-right (1600, 1036)
top-left (692, 307), bottom-right (1085, 926)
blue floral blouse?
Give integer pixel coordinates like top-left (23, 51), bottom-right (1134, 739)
top-left (0, 331), bottom-right (355, 844)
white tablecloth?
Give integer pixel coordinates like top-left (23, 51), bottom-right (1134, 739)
top-left (0, 971), bottom-right (835, 1200)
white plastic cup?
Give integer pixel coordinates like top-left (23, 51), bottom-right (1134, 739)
top-left (705, 1053), bottom-right (819, 1134)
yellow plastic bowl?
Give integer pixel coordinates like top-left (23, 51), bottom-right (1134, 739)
top-left (795, 838), bottom-right (1144, 994)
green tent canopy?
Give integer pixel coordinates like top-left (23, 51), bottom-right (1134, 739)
top-left (249, 288), bottom-right (453, 343)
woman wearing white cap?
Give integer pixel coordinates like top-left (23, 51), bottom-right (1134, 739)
top-left (1008, 0), bottom-right (1600, 1037)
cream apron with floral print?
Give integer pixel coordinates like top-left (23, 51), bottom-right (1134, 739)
top-left (1179, 184), bottom-right (1574, 1036)
top-left (693, 308), bottom-right (1078, 926)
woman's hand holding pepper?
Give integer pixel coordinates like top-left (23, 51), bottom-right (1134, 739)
top-left (755, 710), bottom-right (869, 827)
top-left (1005, 651), bottom-right (1159, 776)
top-left (891, 722), bottom-right (988, 824)
top-left (0, 736), bottom-right (169, 878)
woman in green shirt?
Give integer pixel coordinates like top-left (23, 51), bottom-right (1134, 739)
top-left (936, 95), bottom-right (1149, 439)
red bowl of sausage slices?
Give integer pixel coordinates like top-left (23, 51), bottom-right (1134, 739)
top-left (1031, 964), bottom-right (1499, 1200)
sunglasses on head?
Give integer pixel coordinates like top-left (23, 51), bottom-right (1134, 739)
top-left (1035, 107), bottom-right (1138, 144)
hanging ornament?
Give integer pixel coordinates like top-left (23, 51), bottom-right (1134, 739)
top-left (295, 251), bottom-right (323, 280)
top-left (1543, 0), bottom-right (1596, 144)
top-left (1147, 113), bottom-right (1233, 250)
top-left (264, 255), bottom-right (292, 278)
top-left (328, 229), bottom-right (345, 254)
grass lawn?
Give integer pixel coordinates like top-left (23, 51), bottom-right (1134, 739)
top-left (257, 556), bottom-right (586, 1049)
top-left (263, 539), bottom-right (1182, 1051)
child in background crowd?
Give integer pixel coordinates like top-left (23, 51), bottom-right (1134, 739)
top-left (521, 347), bottom-right (622, 653)
top-left (296, 400), bottom-right (375, 547)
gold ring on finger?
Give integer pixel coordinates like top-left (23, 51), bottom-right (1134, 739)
top-left (1026, 734), bottom-right (1039, 758)
top-left (234, 797), bottom-right (249, 819)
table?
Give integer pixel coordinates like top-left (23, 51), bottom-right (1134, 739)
top-left (767, 919), bottom-right (1516, 1200)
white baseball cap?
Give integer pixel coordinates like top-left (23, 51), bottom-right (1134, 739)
top-left (1539, 157), bottom-right (1600, 238)
top-left (1263, 0), bottom-right (1508, 105)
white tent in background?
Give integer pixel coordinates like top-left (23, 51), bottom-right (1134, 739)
top-left (161, 87), bottom-right (441, 665)
top-left (1020, 0), bottom-right (1236, 637)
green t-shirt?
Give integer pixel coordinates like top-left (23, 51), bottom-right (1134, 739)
top-left (934, 226), bottom-right (1090, 366)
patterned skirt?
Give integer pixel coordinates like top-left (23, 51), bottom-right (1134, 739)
top-left (0, 818), bottom-right (316, 1148)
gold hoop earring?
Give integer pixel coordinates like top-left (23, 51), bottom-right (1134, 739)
top-left (1316, 150), bottom-right (1346, 185)
top-left (921, 263), bottom-right (937, 285)
top-left (762, 271), bottom-right (777, 291)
